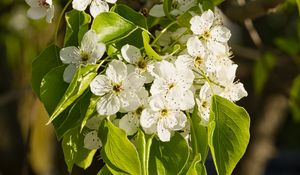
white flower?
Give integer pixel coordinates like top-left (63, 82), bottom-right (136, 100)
top-left (216, 64), bottom-right (248, 102)
top-left (140, 95), bottom-right (187, 142)
top-left (196, 82), bottom-right (214, 125)
top-left (72, 0), bottom-right (116, 18)
top-left (190, 9), bottom-right (231, 55)
top-left (90, 60), bottom-right (145, 115)
top-left (121, 44), bottom-right (154, 83)
top-left (25, 0), bottom-right (54, 23)
top-left (149, 0), bottom-right (197, 17)
top-left (60, 30), bottom-right (106, 83)
top-left (119, 88), bottom-right (149, 135)
top-left (150, 60), bottom-right (195, 110)
top-left (175, 36), bottom-right (208, 70)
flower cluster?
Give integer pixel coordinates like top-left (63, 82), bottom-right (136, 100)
top-left (56, 8), bottom-right (248, 145)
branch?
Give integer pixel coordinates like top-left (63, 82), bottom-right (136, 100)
top-left (224, 0), bottom-right (285, 22)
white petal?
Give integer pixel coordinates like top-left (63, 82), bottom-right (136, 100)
top-left (86, 115), bottom-right (105, 130)
top-left (149, 4), bottom-right (165, 17)
top-left (106, 60), bottom-right (127, 83)
top-left (87, 42), bottom-right (106, 63)
top-left (90, 0), bottom-right (109, 18)
top-left (150, 78), bottom-right (168, 96)
top-left (175, 67), bottom-right (194, 89)
top-left (171, 90), bottom-right (195, 110)
top-left (190, 10), bottom-right (214, 35)
top-left (157, 120), bottom-right (171, 142)
top-left (84, 130), bottom-right (102, 150)
top-left (60, 46), bottom-right (81, 64)
top-left (158, 60), bottom-right (176, 81)
top-left (105, 0), bottom-right (117, 3)
top-left (25, 0), bottom-right (39, 7)
top-left (168, 111), bottom-right (187, 130)
top-left (140, 109), bottom-right (159, 130)
top-left (119, 91), bottom-right (140, 112)
top-left (136, 87), bottom-right (149, 106)
top-left (81, 30), bottom-right (99, 51)
top-left (123, 72), bottom-right (145, 91)
top-left (175, 55), bottom-right (194, 69)
top-left (187, 36), bottom-right (206, 58)
top-left (27, 7), bottom-right (47, 19)
top-left (149, 95), bottom-right (166, 111)
top-left (196, 99), bottom-right (210, 126)
top-left (90, 75), bottom-right (112, 96)
top-left (121, 44), bottom-right (142, 64)
top-left (97, 93), bottom-right (120, 115)
top-left (45, 5), bottom-right (55, 23)
top-left (72, 0), bottom-right (92, 11)
top-left (119, 113), bottom-right (139, 135)
top-left (210, 26), bottom-right (231, 43)
top-left (63, 64), bottom-right (77, 83)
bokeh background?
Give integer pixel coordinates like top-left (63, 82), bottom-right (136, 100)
top-left (0, 0), bottom-right (300, 174)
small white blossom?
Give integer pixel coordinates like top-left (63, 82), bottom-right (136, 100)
top-left (119, 88), bottom-right (149, 135)
top-left (151, 60), bottom-right (195, 110)
top-left (90, 60), bottom-right (145, 115)
top-left (190, 9), bottom-right (231, 55)
top-left (25, 0), bottom-right (54, 23)
top-left (140, 95), bottom-right (187, 142)
top-left (84, 130), bottom-right (102, 150)
top-left (121, 44), bottom-right (154, 83)
top-left (60, 30), bottom-right (106, 83)
top-left (72, 0), bottom-right (116, 18)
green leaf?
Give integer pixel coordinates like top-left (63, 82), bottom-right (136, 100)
top-left (253, 52), bottom-right (277, 95)
top-left (99, 119), bottom-right (141, 175)
top-left (198, 0), bottom-right (224, 10)
top-left (115, 28), bottom-right (144, 49)
top-left (48, 64), bottom-right (99, 124)
top-left (114, 4), bottom-right (148, 29)
top-left (136, 130), bottom-right (154, 175)
top-left (142, 31), bottom-right (161, 60)
top-left (177, 6), bottom-right (201, 28)
top-left (91, 12), bottom-right (138, 43)
top-left (186, 154), bottom-right (207, 175)
top-left (32, 44), bottom-right (61, 98)
top-left (149, 133), bottom-right (190, 175)
top-left (98, 165), bottom-right (112, 175)
top-left (275, 37), bottom-right (300, 56)
top-left (62, 127), bottom-right (96, 172)
top-left (40, 65), bottom-right (69, 114)
top-left (56, 91), bottom-right (91, 139)
top-left (290, 74), bottom-right (300, 122)
top-left (190, 109), bottom-right (208, 162)
top-left (208, 95), bottom-right (250, 175)
top-left (296, 0), bottom-right (300, 15)
top-left (80, 95), bottom-right (100, 131)
top-left (64, 10), bottom-right (91, 46)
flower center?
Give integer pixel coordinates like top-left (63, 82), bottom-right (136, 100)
top-left (160, 109), bottom-right (169, 117)
top-left (168, 82), bottom-right (175, 90)
top-left (38, 0), bottom-right (50, 8)
top-left (112, 83), bottom-right (123, 94)
top-left (202, 101), bottom-right (208, 108)
top-left (137, 60), bottom-right (147, 70)
top-left (135, 106), bottom-right (144, 115)
top-left (194, 56), bottom-right (203, 67)
top-left (80, 52), bottom-right (90, 62)
top-left (202, 31), bottom-right (210, 40)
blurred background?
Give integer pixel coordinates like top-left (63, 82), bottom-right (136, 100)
top-left (0, 0), bottom-right (300, 174)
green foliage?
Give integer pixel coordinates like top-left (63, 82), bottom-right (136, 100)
top-left (48, 64), bottom-right (100, 124)
top-left (64, 10), bottom-right (91, 46)
top-left (149, 133), bottom-right (190, 175)
top-left (136, 130), bottom-right (154, 175)
top-left (290, 75), bottom-right (300, 122)
top-left (80, 95), bottom-right (100, 131)
top-left (32, 44), bottom-right (61, 98)
top-left (208, 95), bottom-right (250, 175)
top-left (91, 12), bottom-right (138, 43)
top-left (142, 31), bottom-right (161, 60)
top-left (99, 119), bottom-right (141, 175)
top-left (62, 127), bottom-right (96, 172)
top-left (253, 52), bottom-right (278, 95)
top-left (186, 154), bottom-right (207, 175)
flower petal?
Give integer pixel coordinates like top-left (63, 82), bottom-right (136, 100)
top-left (140, 109), bottom-right (159, 131)
top-left (45, 5), bottom-right (55, 23)
top-left (90, 75), bottom-right (112, 96)
top-left (175, 54), bottom-right (194, 69)
top-left (84, 130), bottom-right (102, 150)
top-left (86, 115), bottom-right (105, 130)
top-left (105, 0), bottom-right (117, 3)
top-left (157, 119), bottom-right (171, 142)
top-left (123, 72), bottom-right (145, 91)
top-left (190, 10), bottom-right (214, 35)
top-left (119, 91), bottom-right (140, 112)
top-left (210, 26), bottom-right (231, 43)
top-left (149, 4), bottom-right (165, 17)
top-left (60, 46), bottom-right (81, 64)
top-left (106, 60), bottom-right (127, 83)
top-left (72, 0), bottom-right (92, 11)
top-left (27, 7), bottom-right (47, 19)
top-left (90, 0), bottom-right (109, 18)
top-left (121, 44), bottom-right (142, 64)
top-left (168, 111), bottom-right (187, 130)
top-left (187, 36), bottom-right (206, 58)
top-left (63, 64), bottom-right (77, 83)
top-left (96, 93), bottom-right (120, 115)
top-left (119, 112), bottom-right (139, 135)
